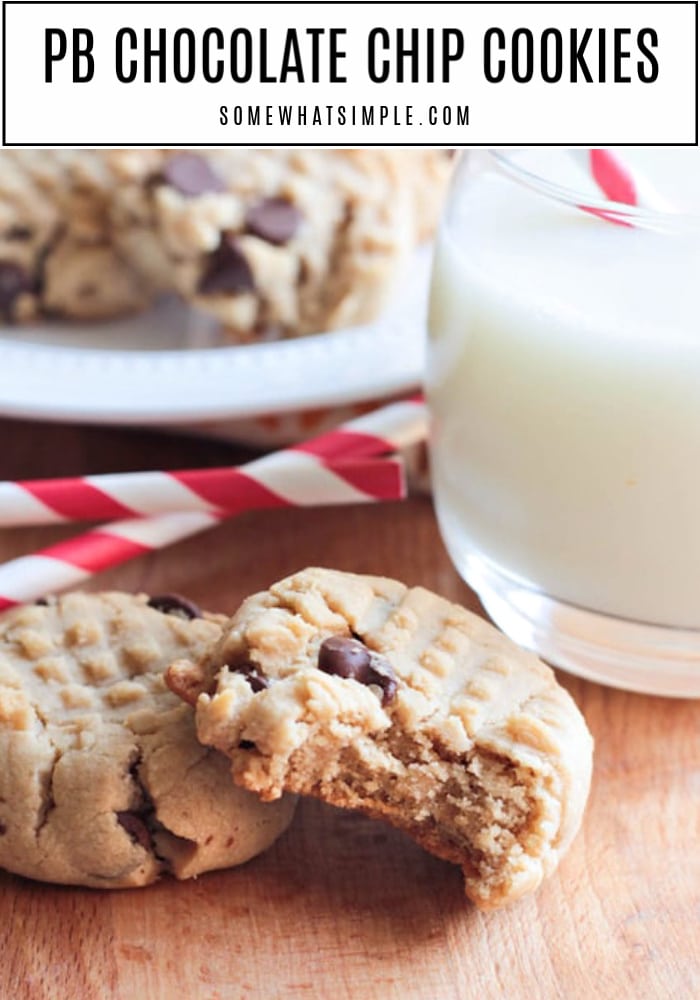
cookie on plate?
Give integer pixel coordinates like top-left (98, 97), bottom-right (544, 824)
top-left (0, 592), bottom-right (295, 888)
top-left (167, 568), bottom-right (593, 909)
top-left (0, 149), bottom-right (452, 338)
top-left (108, 148), bottom-right (452, 340)
top-left (0, 151), bottom-right (151, 322)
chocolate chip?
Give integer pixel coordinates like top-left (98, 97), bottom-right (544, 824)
top-left (318, 636), bottom-right (371, 679)
top-left (0, 262), bottom-right (32, 314)
top-left (5, 225), bottom-right (32, 242)
top-left (230, 661), bottom-right (269, 693)
top-left (245, 670), bottom-right (268, 693)
top-left (239, 740), bottom-right (256, 750)
top-left (318, 636), bottom-right (398, 705)
top-left (34, 598), bottom-right (49, 607)
top-left (245, 197), bottom-right (302, 246)
top-left (365, 653), bottom-right (398, 705)
top-left (116, 811), bottom-right (152, 850)
top-left (0, 821), bottom-right (6, 836)
top-left (162, 154), bottom-right (227, 198)
top-left (198, 234), bottom-right (255, 296)
top-left (147, 593), bottom-right (202, 620)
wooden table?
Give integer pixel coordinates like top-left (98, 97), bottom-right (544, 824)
top-left (0, 418), bottom-right (698, 1000)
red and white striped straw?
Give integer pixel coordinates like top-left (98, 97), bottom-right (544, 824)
top-left (0, 397), bottom-right (426, 611)
top-left (0, 513), bottom-right (222, 609)
top-left (571, 149), bottom-right (673, 213)
top-left (0, 454), bottom-right (404, 527)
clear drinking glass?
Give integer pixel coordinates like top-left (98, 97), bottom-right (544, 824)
top-left (426, 149), bottom-right (700, 697)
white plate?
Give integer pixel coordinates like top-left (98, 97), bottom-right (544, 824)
top-left (0, 251), bottom-right (429, 426)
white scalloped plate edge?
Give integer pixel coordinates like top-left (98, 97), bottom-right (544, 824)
top-left (0, 252), bottom-right (429, 426)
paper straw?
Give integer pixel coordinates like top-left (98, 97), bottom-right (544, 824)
top-left (0, 513), bottom-right (221, 609)
top-left (570, 149), bottom-right (674, 213)
top-left (0, 397), bottom-right (426, 610)
top-left (0, 455), bottom-right (405, 528)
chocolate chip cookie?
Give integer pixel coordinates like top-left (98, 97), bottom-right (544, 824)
top-left (0, 151), bottom-right (152, 322)
top-left (0, 149), bottom-right (452, 339)
top-left (167, 568), bottom-right (593, 909)
top-left (108, 148), bottom-right (451, 340)
top-left (0, 592), bottom-right (295, 888)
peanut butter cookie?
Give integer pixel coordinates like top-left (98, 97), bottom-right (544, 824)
top-left (0, 592), bottom-right (295, 888)
top-left (167, 568), bottom-right (593, 909)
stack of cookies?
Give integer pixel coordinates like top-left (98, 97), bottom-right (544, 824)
top-left (0, 569), bottom-right (593, 908)
top-left (0, 149), bottom-right (452, 341)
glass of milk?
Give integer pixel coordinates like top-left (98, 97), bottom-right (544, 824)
top-left (427, 149), bottom-right (700, 697)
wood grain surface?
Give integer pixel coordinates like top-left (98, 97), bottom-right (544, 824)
top-left (0, 417), bottom-right (698, 1000)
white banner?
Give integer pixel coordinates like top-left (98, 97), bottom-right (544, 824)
top-left (2, 1), bottom-right (697, 145)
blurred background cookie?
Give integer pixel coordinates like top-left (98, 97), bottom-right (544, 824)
top-left (0, 149), bottom-right (452, 340)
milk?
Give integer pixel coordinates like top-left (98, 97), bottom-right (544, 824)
top-left (427, 149), bottom-right (700, 628)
